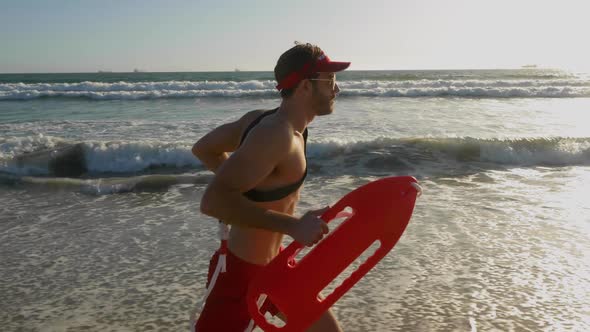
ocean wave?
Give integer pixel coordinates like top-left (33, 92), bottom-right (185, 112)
top-left (1, 136), bottom-right (589, 179)
top-left (1, 79), bottom-right (590, 100)
top-left (304, 136), bottom-right (590, 178)
top-left (0, 173), bottom-right (212, 194)
top-left (0, 138), bottom-right (199, 176)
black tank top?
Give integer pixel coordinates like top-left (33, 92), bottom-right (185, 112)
top-left (240, 108), bottom-right (308, 202)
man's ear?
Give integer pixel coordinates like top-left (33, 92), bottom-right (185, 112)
top-left (299, 79), bottom-right (313, 94)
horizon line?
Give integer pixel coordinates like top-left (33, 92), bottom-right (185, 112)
top-left (0, 66), bottom-right (568, 75)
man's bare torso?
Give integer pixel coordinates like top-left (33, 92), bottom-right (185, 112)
top-left (228, 110), bottom-right (307, 265)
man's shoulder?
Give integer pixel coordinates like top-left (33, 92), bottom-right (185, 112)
top-left (242, 109), bottom-right (268, 120)
top-left (251, 116), bottom-right (292, 140)
top-left (242, 108), bottom-right (279, 121)
top-left (236, 109), bottom-right (271, 131)
top-left (240, 114), bottom-right (293, 150)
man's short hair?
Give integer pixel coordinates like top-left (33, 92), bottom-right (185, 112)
top-left (274, 42), bottom-right (324, 98)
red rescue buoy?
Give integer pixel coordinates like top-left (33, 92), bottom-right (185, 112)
top-left (247, 176), bottom-right (421, 331)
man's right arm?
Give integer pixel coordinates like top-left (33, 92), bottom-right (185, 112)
top-left (192, 110), bottom-right (264, 174)
top-left (199, 122), bottom-right (328, 246)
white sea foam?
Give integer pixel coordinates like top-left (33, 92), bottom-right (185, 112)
top-left (0, 134), bottom-right (66, 159)
top-left (83, 141), bottom-right (199, 173)
top-left (2, 79), bottom-right (590, 100)
top-left (15, 173), bottom-right (212, 195)
top-left (1, 136), bottom-right (589, 177)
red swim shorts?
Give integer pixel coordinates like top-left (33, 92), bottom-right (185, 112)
top-left (194, 249), bottom-right (280, 331)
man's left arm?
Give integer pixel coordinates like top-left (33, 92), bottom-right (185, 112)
top-left (192, 111), bottom-right (262, 173)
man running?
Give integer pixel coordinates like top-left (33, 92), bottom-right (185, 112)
top-left (193, 42), bottom-right (349, 331)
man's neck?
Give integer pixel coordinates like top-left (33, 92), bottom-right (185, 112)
top-left (277, 99), bottom-right (314, 133)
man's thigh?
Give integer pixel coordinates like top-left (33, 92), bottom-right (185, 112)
top-left (307, 308), bottom-right (342, 332)
top-left (275, 308), bottom-right (342, 332)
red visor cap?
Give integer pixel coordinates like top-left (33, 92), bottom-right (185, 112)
top-left (276, 53), bottom-right (350, 91)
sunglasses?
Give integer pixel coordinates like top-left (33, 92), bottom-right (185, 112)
top-left (308, 77), bottom-right (337, 90)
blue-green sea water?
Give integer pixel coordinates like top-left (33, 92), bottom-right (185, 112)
top-left (1, 70), bottom-right (589, 331)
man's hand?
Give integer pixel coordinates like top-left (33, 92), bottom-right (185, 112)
top-left (289, 206), bottom-right (330, 247)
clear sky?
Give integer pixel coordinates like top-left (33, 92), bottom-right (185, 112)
top-left (1, 0), bottom-right (589, 73)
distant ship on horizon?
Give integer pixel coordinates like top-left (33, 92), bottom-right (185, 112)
top-left (521, 64), bottom-right (538, 69)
